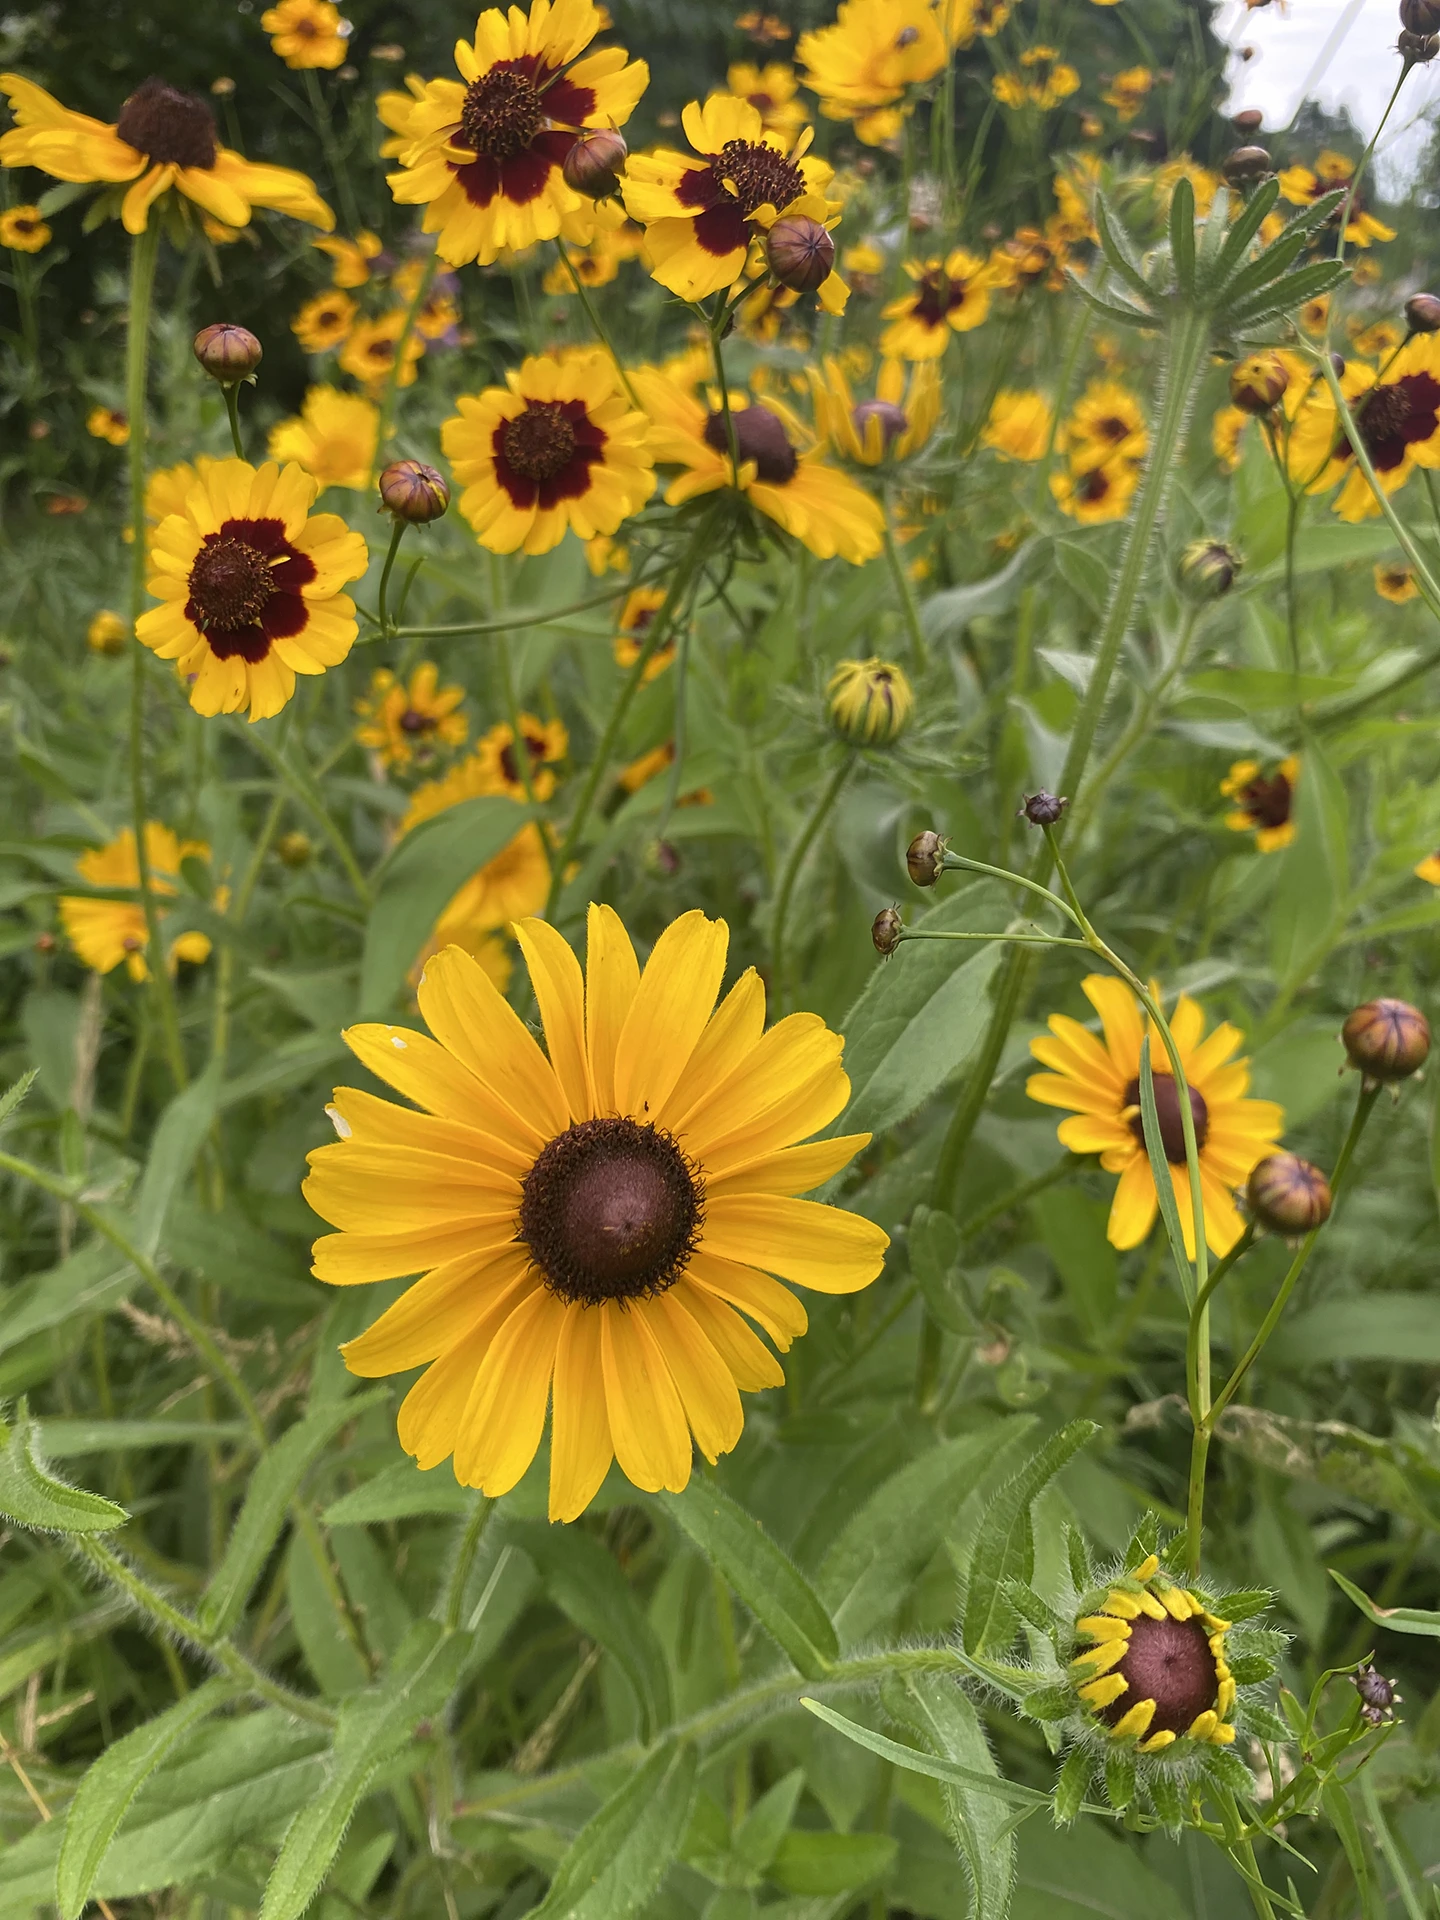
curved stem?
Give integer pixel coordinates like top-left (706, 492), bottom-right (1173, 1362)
top-left (771, 753), bottom-right (855, 1016)
top-left (554, 236), bottom-right (641, 408)
top-left (376, 518), bottom-right (406, 639)
top-left (442, 1497), bottom-right (494, 1632)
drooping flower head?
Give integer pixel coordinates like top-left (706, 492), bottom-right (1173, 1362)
top-left (355, 664), bottom-right (467, 769)
top-left (59, 825), bottom-right (217, 981)
top-left (809, 355), bottom-right (940, 465)
top-left (268, 386), bottom-right (379, 492)
top-left (261, 0), bottom-right (351, 70)
top-left (881, 251), bottom-right (998, 360)
top-left (1070, 1554), bottom-right (1239, 1751)
top-left (383, 0), bottom-right (648, 267)
top-left (1220, 756), bottom-right (1299, 852)
top-left (796, 0), bottom-right (947, 146)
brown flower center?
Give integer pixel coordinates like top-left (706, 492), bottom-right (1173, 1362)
top-left (1359, 381), bottom-right (1413, 446)
top-left (502, 402), bottom-right (579, 481)
top-left (1236, 768), bottom-right (1292, 829)
top-left (188, 537), bottom-right (276, 631)
top-left (1102, 1613), bottom-right (1220, 1737)
top-left (460, 65), bottom-right (545, 161)
top-left (499, 731), bottom-right (547, 784)
top-left (115, 77), bottom-right (219, 170)
top-left (702, 403), bottom-right (798, 482)
top-left (398, 708), bottom-right (435, 734)
top-left (714, 137), bottom-right (805, 219)
top-left (1123, 1075), bottom-right (1209, 1163)
top-left (519, 1115), bottom-right (704, 1306)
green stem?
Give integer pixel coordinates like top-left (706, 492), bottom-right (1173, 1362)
top-left (303, 67), bottom-right (362, 245)
top-left (1065, 603), bottom-right (1203, 840)
top-left (221, 383), bottom-right (245, 460)
top-left (554, 236), bottom-right (641, 409)
top-left (376, 518), bottom-right (406, 639)
top-left (1030, 302), bottom-right (1091, 517)
top-left (235, 723), bottom-right (373, 908)
top-left (368, 248), bottom-right (437, 489)
top-left (882, 506), bottom-right (927, 672)
top-left (708, 300), bottom-right (741, 477)
top-left (442, 1497), bottom-right (494, 1632)
top-left (391, 571), bottom-right (660, 641)
top-left (1360, 1770), bottom-right (1426, 1920)
top-left (771, 753), bottom-right (855, 1016)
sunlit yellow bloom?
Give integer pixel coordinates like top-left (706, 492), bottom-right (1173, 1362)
top-left (982, 390), bottom-right (1053, 462)
top-left (305, 908), bottom-right (887, 1517)
top-left (841, 238), bottom-right (885, 288)
top-left (1298, 294), bottom-right (1329, 338)
top-left (355, 664), bottom-right (467, 768)
top-left (60, 825), bottom-right (216, 982)
top-left (1375, 561), bottom-right (1418, 604)
top-left (1050, 455), bottom-right (1138, 523)
top-left (1211, 404), bottom-right (1247, 472)
top-left (614, 586), bottom-right (673, 680)
top-left (261, 0), bottom-right (350, 70)
top-left (809, 355), bottom-right (939, 464)
top-left (988, 225), bottom-right (1068, 294)
top-left (1102, 65), bottom-right (1151, 121)
top-left (1221, 756), bottom-right (1299, 852)
top-left (723, 61), bottom-right (807, 137)
top-left (1051, 165), bottom-right (1098, 243)
top-left (143, 458), bottom-right (224, 532)
top-left (0, 203), bottom-right (49, 250)
top-left (796, 0), bottom-right (945, 145)
top-left (292, 289), bottom-right (357, 352)
top-left (993, 48), bottom-right (1080, 111)
top-left (1278, 150), bottom-right (1394, 248)
top-left (268, 385), bottom-right (379, 492)
top-left (86, 405), bottom-right (129, 447)
top-left (339, 310), bottom-right (425, 390)
top-left (1064, 380), bottom-right (1146, 471)
top-left (881, 250), bottom-right (998, 359)
top-left (313, 228), bottom-right (382, 287)
top-left (1029, 974), bottom-right (1283, 1256)
top-left (86, 610), bottom-right (127, 655)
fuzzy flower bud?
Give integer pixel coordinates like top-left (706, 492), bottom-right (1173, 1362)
top-left (906, 829), bottom-right (946, 887)
top-left (378, 459), bottom-right (449, 524)
top-left (1247, 1152), bottom-right (1332, 1236)
top-left (1180, 539), bottom-right (1241, 600)
top-left (765, 215), bottom-right (836, 293)
top-left (1223, 146), bottom-right (1271, 186)
top-left (1353, 1662), bottom-right (1401, 1727)
top-left (872, 906), bottom-right (903, 956)
top-left (828, 658), bottom-right (913, 747)
top-left (276, 830), bottom-right (314, 869)
top-left (562, 128), bottom-right (627, 199)
top-left (1342, 997), bottom-right (1431, 1081)
top-left (86, 610), bottom-right (127, 656)
top-left (1019, 791), bottom-right (1068, 827)
top-left (1229, 351), bottom-right (1288, 416)
top-left (193, 323), bottom-right (263, 383)
top-left (1406, 292), bottom-right (1440, 334)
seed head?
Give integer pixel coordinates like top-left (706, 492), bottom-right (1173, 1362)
top-left (1342, 997), bottom-right (1431, 1081)
top-left (1247, 1152), bottom-right (1332, 1236)
top-left (562, 128), bottom-right (628, 198)
top-left (906, 829), bottom-right (946, 887)
top-left (193, 323), bottom-right (263, 383)
top-left (1180, 539), bottom-right (1241, 600)
top-left (872, 906), bottom-right (903, 957)
top-left (1406, 292), bottom-right (1440, 334)
top-left (1223, 145), bottom-right (1271, 186)
top-left (1229, 351), bottom-right (1288, 416)
top-left (1019, 791), bottom-right (1068, 827)
top-left (765, 215), bottom-right (836, 293)
top-left (379, 459), bottom-right (449, 523)
top-left (276, 830), bottom-right (314, 869)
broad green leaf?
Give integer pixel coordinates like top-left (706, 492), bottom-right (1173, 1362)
top-left (1213, 1405), bottom-right (1440, 1530)
top-left (921, 542), bottom-right (1037, 641)
top-left (166, 1198), bottom-right (321, 1308)
top-left (962, 1421), bottom-right (1098, 1656)
top-left (56, 1676), bottom-right (243, 1918)
top-left (0, 1599), bottom-right (128, 1703)
top-left (1013, 1820), bottom-right (1194, 1918)
top-left (40, 1417), bottom-right (246, 1459)
top-left (0, 1409), bottom-right (128, 1533)
top-left (660, 1481), bottom-right (838, 1678)
top-left (801, 1702), bottom-right (1053, 1809)
top-left (733, 1769), bottom-right (805, 1874)
top-left (322, 1457), bottom-right (471, 1526)
top-left (0, 1236), bottom-right (137, 1358)
top-left (134, 1059), bottom-right (223, 1257)
top-left (769, 1829), bottom-right (898, 1897)
top-left (529, 1738), bottom-right (697, 1920)
top-left (287, 1531), bottom-right (371, 1698)
top-left (1328, 1568), bottom-right (1440, 1638)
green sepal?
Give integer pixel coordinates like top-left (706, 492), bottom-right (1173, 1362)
top-left (1104, 1749), bottom-right (1136, 1811)
top-left (1053, 1748), bottom-right (1091, 1826)
top-left (1245, 1704), bottom-right (1291, 1744)
top-left (1122, 1510), bottom-right (1160, 1572)
top-left (1212, 1588), bottom-right (1273, 1623)
top-left (1004, 1578), bottom-right (1058, 1634)
top-left (1227, 1654), bottom-right (1276, 1686)
top-left (1021, 1684), bottom-right (1077, 1723)
top-left (1200, 1747), bottom-right (1258, 1800)
top-left (1147, 1768), bottom-right (1186, 1831)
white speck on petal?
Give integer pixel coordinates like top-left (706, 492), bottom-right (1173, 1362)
top-left (325, 1104), bottom-right (352, 1140)
top-left (390, 1034), bottom-right (407, 1050)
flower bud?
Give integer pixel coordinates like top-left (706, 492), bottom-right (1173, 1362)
top-left (1231, 108), bottom-right (1264, 133)
top-left (86, 609), bottom-right (128, 656)
top-left (1229, 351), bottom-right (1288, 416)
top-left (562, 128), bottom-right (628, 198)
top-left (1247, 1152), bottom-right (1332, 1236)
top-left (1398, 27), bottom-right (1440, 59)
top-left (1180, 539), bottom-right (1241, 600)
top-left (907, 829), bottom-right (946, 887)
top-left (1353, 1662), bottom-right (1401, 1728)
top-left (193, 322), bottom-right (262, 383)
top-left (1018, 790), bottom-right (1068, 827)
top-left (827, 657), bottom-right (914, 747)
top-left (852, 399), bottom-right (907, 448)
top-left (276, 830), bottom-right (314, 869)
top-left (872, 906), bottom-right (903, 956)
top-left (1400, 0), bottom-right (1440, 33)
top-left (1223, 145), bottom-right (1271, 186)
top-left (378, 459), bottom-right (449, 523)
top-left (765, 215), bottom-right (836, 294)
top-left (1342, 997), bottom-right (1431, 1081)
top-left (1406, 292), bottom-right (1440, 334)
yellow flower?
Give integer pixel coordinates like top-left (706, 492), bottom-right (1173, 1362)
top-left (982, 390), bottom-right (1053, 462)
top-left (1102, 65), bottom-right (1152, 122)
top-left (312, 228), bottom-right (382, 287)
top-left (143, 456), bottom-right (224, 530)
top-left (828, 657), bottom-right (913, 745)
top-left (1211, 404), bottom-right (1247, 472)
top-left (1071, 1555), bottom-right (1239, 1750)
top-left (1153, 156), bottom-right (1221, 218)
top-left (1050, 456), bottom-right (1138, 523)
top-left (137, 458), bottom-right (369, 722)
top-left (586, 532), bottom-right (629, 575)
top-left (809, 354), bottom-right (940, 464)
top-left (736, 10), bottom-right (792, 44)
top-left (614, 586), bottom-right (673, 680)
top-left (942, 0), bottom-right (1013, 45)
top-left (1064, 380), bottom-right (1147, 471)
top-left (85, 405), bottom-right (129, 447)
top-left (86, 610), bottom-right (128, 655)
top-left (1278, 151), bottom-right (1394, 248)
top-left (1285, 335), bottom-right (1440, 522)
top-left (1414, 850), bottom-right (1440, 886)
top-left (723, 61), bottom-right (808, 137)
top-left (268, 385), bottom-right (379, 492)
top-left (339, 310), bottom-right (425, 391)
top-left (1375, 561), bottom-right (1418, 604)
top-left (633, 366), bottom-right (884, 564)
top-left (796, 0), bottom-right (946, 146)
top-left (292, 289), bottom-right (357, 352)
top-left (304, 907), bottom-right (888, 1517)
top-left (842, 238), bottom-right (885, 282)
top-left (355, 664), bottom-right (467, 768)
top-left (383, 0), bottom-right (647, 268)
top-left (405, 717), bottom-right (569, 822)
top-left (0, 203), bottom-right (49, 250)
top-left (261, 0), bottom-right (350, 70)
top-left (1298, 294), bottom-right (1329, 338)
top-left (622, 96), bottom-right (846, 311)
top-left (993, 48), bottom-right (1081, 112)
top-left (1350, 318), bottom-right (1403, 360)
top-left (59, 824), bottom-right (216, 982)
top-left (442, 350), bottom-right (654, 557)
top-left (1220, 756), bottom-right (1300, 853)
top-left (0, 73), bottom-right (332, 235)
top-left (1028, 975), bottom-right (1284, 1256)
top-left (880, 250), bottom-right (998, 359)
top-left (539, 220), bottom-right (645, 292)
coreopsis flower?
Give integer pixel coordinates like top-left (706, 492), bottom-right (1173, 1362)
top-left (59, 825), bottom-right (216, 981)
top-left (406, 718), bottom-right (568, 820)
top-left (1050, 456), bottom-right (1139, 524)
top-left (796, 0), bottom-right (946, 146)
top-left (943, 0), bottom-right (1014, 44)
top-left (85, 406), bottom-right (129, 447)
top-left (724, 61), bottom-right (808, 137)
top-left (143, 456), bottom-right (224, 529)
top-left (614, 586), bottom-right (674, 680)
top-left (268, 386), bottom-right (379, 492)
top-left (292, 289), bottom-right (358, 352)
top-left (1278, 149), bottom-right (1394, 247)
top-left (1375, 561), bottom-right (1419, 603)
top-left (982, 390), bottom-right (1053, 462)
top-left (261, 0), bottom-right (350, 70)
top-left (313, 229), bottom-right (382, 287)
top-left (355, 664), bottom-right (467, 769)
top-left (0, 73), bottom-right (332, 235)
top-left (809, 355), bottom-right (940, 465)
top-left (339, 311), bottom-right (425, 391)
top-left (137, 458), bottom-right (369, 722)
top-left (1285, 334), bottom-right (1440, 521)
top-left (622, 97), bottom-right (846, 310)
top-left (442, 351), bottom-right (654, 557)
top-left (382, 0), bottom-right (648, 268)
top-left (1063, 380), bottom-right (1147, 471)
top-left (539, 220), bottom-right (645, 291)
top-left (880, 251), bottom-right (998, 360)
top-left (1028, 975), bottom-right (1283, 1255)
top-left (828, 658), bottom-right (913, 745)
top-left (632, 366), bottom-right (884, 564)
top-left (304, 908), bottom-right (888, 1517)
top-left (86, 610), bottom-right (127, 655)
top-left (0, 204), bottom-right (49, 250)
top-left (992, 48), bottom-right (1081, 112)
top-left (1221, 757), bottom-right (1299, 852)
top-left (1069, 1554), bottom-right (1240, 1750)
top-left (1102, 65), bottom-right (1152, 122)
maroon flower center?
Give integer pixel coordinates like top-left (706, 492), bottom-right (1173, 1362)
top-left (398, 708), bottom-right (435, 734)
top-left (1102, 1614), bottom-right (1220, 1737)
top-left (499, 732), bottom-right (547, 784)
top-left (1075, 467), bottom-right (1114, 504)
top-left (184, 516), bottom-right (316, 664)
top-left (853, 399), bottom-right (907, 446)
top-left (1235, 768), bottom-right (1293, 829)
top-left (1347, 372), bottom-right (1440, 471)
top-left (460, 65), bottom-right (545, 161)
top-left (1094, 413), bottom-right (1131, 443)
top-left (189, 537), bottom-right (277, 630)
top-left (702, 404), bottom-right (798, 482)
top-left (519, 1115), bottom-right (704, 1305)
top-left (1123, 1075), bottom-right (1209, 1163)
top-left (503, 402), bottom-right (579, 481)
top-left (713, 137), bottom-right (804, 219)
top-left (115, 77), bottom-right (218, 170)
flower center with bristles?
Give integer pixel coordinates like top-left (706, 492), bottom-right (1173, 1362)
top-left (702, 404), bottom-right (798, 482)
top-left (502, 403), bottom-right (579, 481)
top-left (1122, 1075), bottom-right (1208, 1163)
top-left (460, 65), bottom-right (545, 162)
top-left (115, 77), bottom-right (219, 169)
top-left (1102, 1614), bottom-right (1219, 1737)
top-left (519, 1116), bottom-right (704, 1306)
top-left (714, 138), bottom-right (804, 219)
top-left (188, 537), bottom-right (276, 631)
top-left (1359, 382), bottom-right (1413, 446)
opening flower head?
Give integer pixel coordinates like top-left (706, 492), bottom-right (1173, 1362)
top-left (827, 657), bottom-right (914, 746)
top-left (1221, 756), bottom-right (1299, 852)
top-left (809, 354), bottom-right (940, 465)
top-left (1070, 1554), bottom-right (1239, 1752)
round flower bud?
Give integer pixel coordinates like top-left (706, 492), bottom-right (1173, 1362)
top-left (1246, 1152), bottom-right (1332, 1236)
top-left (562, 128), bottom-right (628, 199)
top-left (1406, 292), bottom-right (1440, 334)
top-left (1223, 146), bottom-right (1271, 186)
top-left (1353, 1662), bottom-right (1401, 1728)
top-left (852, 398), bottom-right (908, 449)
top-left (193, 322), bottom-right (262, 383)
top-left (1398, 27), bottom-right (1440, 59)
top-left (1229, 351), bottom-right (1288, 416)
top-left (1342, 997), bottom-right (1431, 1081)
top-left (907, 830), bottom-right (946, 887)
top-left (86, 609), bottom-right (128, 656)
top-left (827, 658), bottom-right (914, 747)
top-left (1019, 790), bottom-right (1068, 827)
top-left (1400, 0), bottom-right (1440, 34)
top-left (872, 906), bottom-right (903, 957)
top-left (1180, 539), bottom-right (1241, 600)
top-left (276, 830), bottom-right (314, 869)
top-left (1231, 108), bottom-right (1264, 133)
top-left (378, 459), bottom-right (449, 524)
top-left (765, 215), bottom-right (836, 294)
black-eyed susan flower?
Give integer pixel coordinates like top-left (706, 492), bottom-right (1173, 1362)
top-left (828, 658), bottom-right (913, 745)
top-left (338, 311), bottom-right (425, 391)
top-left (383, 0), bottom-right (647, 268)
top-left (0, 203), bottom-right (49, 250)
top-left (1064, 380), bottom-right (1147, 471)
top-left (1101, 65), bottom-right (1152, 122)
top-left (614, 586), bottom-right (673, 680)
top-left (982, 390), bottom-right (1053, 462)
top-left (87, 610), bottom-right (127, 656)
top-left (59, 825), bottom-right (216, 981)
top-left (992, 47), bottom-right (1081, 111)
top-left (622, 97), bottom-right (846, 310)
top-left (268, 386), bottom-right (379, 493)
top-left (1375, 561), bottom-right (1418, 604)
top-left (633, 366), bottom-right (884, 564)
top-left (880, 251), bottom-right (998, 361)
top-left (313, 228), bottom-right (382, 287)
top-left (137, 458), bottom-right (369, 722)
top-left (260, 0), bottom-right (350, 71)
top-left (442, 350), bottom-right (654, 557)
top-left (1278, 149), bottom-right (1394, 247)
top-left (0, 73), bottom-right (332, 236)
top-left (724, 60), bottom-right (808, 138)
top-left (292, 289), bottom-right (357, 353)
top-left (809, 355), bottom-right (940, 465)
top-left (85, 406), bottom-right (129, 447)
top-left (304, 908), bottom-right (888, 1517)
top-left (1027, 974), bottom-right (1284, 1256)
top-left (1050, 456), bottom-right (1138, 524)
top-left (1220, 755), bottom-right (1299, 852)
top-left (355, 664), bottom-right (467, 769)
top-left (1070, 1554), bottom-right (1239, 1751)
top-left (796, 0), bottom-right (946, 146)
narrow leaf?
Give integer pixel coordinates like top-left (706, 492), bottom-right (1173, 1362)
top-left (1094, 193), bottom-right (1153, 302)
top-left (1168, 175), bottom-right (1196, 294)
top-left (1231, 260), bottom-right (1349, 328)
top-left (0, 1069), bottom-right (37, 1133)
top-left (1321, 1780), bottom-right (1374, 1913)
top-left (962, 1420), bottom-right (1098, 1656)
top-left (0, 1411), bottom-right (128, 1534)
top-left (1063, 269), bottom-right (1158, 332)
top-left (528, 1738), bottom-right (697, 1920)
top-left (1329, 1567), bottom-right (1440, 1638)
top-left (135, 1061), bottom-right (223, 1258)
top-left (801, 1700), bottom-right (1053, 1809)
top-left (1138, 1037), bottom-right (1192, 1295)
top-left (1220, 221), bottom-right (1313, 310)
top-left (1213, 177), bottom-right (1281, 280)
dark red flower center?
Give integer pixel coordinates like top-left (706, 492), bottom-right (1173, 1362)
top-left (702, 404), bottom-right (798, 482)
top-left (499, 731), bottom-right (548, 784)
top-left (1102, 1614), bottom-right (1220, 1737)
top-left (189, 538), bottom-right (277, 629)
top-left (1095, 413), bottom-right (1131, 443)
top-left (714, 137), bottom-right (804, 219)
top-left (115, 77), bottom-right (218, 170)
top-left (519, 1115), bottom-right (704, 1305)
top-left (1123, 1075), bottom-right (1209, 1163)
top-left (503, 402), bottom-right (579, 481)
top-left (1074, 467), bottom-right (1114, 504)
top-left (1235, 767), bottom-right (1293, 829)
top-left (913, 268), bottom-right (976, 329)
top-left (398, 708), bottom-right (435, 734)
top-left (460, 65), bottom-right (546, 161)
top-left (492, 397), bottom-right (605, 511)
top-left (184, 517), bottom-right (316, 663)
top-left (1343, 371), bottom-right (1440, 472)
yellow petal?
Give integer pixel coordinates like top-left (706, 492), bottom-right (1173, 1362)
top-left (655, 967), bottom-right (766, 1131)
top-left (1076, 1615), bottom-right (1131, 1641)
top-left (702, 1194), bottom-right (888, 1294)
top-left (686, 1248), bottom-right (808, 1346)
top-left (397, 1320), bottom-right (490, 1469)
top-left (641, 1292), bottom-right (743, 1463)
top-left (676, 1012), bottom-right (840, 1159)
top-left (601, 1299), bottom-right (692, 1493)
top-left (1130, 1554), bottom-right (1160, 1580)
top-left (419, 945), bottom-right (569, 1143)
top-left (515, 917), bottom-right (595, 1123)
top-left (705, 1132), bottom-right (870, 1198)
top-left (613, 909), bottom-right (729, 1121)
top-left (452, 1285), bottom-right (566, 1494)
top-left (674, 1276), bottom-right (784, 1390)
top-left (548, 1304), bottom-right (613, 1523)
top-left (309, 1214), bottom-right (519, 1284)
top-left (585, 902), bottom-right (640, 1114)
top-left (1187, 1710), bottom-right (1218, 1741)
top-left (1107, 1155), bottom-right (1157, 1251)
top-left (324, 1085), bottom-right (532, 1180)
top-left (1078, 1673), bottom-right (1128, 1707)
top-left (1138, 1729), bottom-right (1176, 1752)
top-left (342, 1023), bottom-right (548, 1152)
top-left (341, 1244), bottom-right (533, 1375)
top-left (1072, 1638), bottom-right (1126, 1675)
top-left (1110, 1699), bottom-right (1156, 1739)
top-left (1082, 974), bottom-right (1144, 1076)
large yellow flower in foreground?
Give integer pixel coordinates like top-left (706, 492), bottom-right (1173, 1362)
top-left (60, 824), bottom-right (215, 982)
top-left (442, 350), bottom-right (655, 556)
top-left (796, 0), bottom-right (946, 146)
top-left (138, 459), bottom-right (369, 722)
top-left (1028, 975), bottom-right (1283, 1257)
top-left (268, 386), bottom-right (379, 492)
top-left (305, 910), bottom-right (887, 1518)
top-left (0, 74), bottom-right (332, 236)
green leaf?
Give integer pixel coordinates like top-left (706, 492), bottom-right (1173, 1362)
top-left (1103, 1750), bottom-right (1135, 1813)
top-left (800, 1701), bottom-right (1054, 1809)
top-left (660, 1480), bottom-right (838, 1678)
top-left (0, 1069), bottom-right (37, 1133)
top-left (135, 1060), bottom-right (223, 1257)
top-left (908, 1205), bottom-right (975, 1336)
top-left (1062, 268), bottom-right (1157, 332)
top-left (0, 1409), bottom-right (128, 1533)
top-left (200, 1389), bottom-right (388, 1638)
top-left (56, 1677), bottom-right (243, 1919)
top-left (1231, 260), bottom-right (1349, 330)
top-left (733, 1768), bottom-right (804, 1874)
top-left (769, 1829), bottom-right (897, 1897)
top-left (259, 1621), bottom-right (470, 1920)
top-left (287, 1531), bottom-right (372, 1698)
top-left (1168, 175), bottom-right (1196, 295)
top-left (1093, 194), bottom-right (1153, 304)
top-left (322, 1457), bottom-right (472, 1526)
top-left (1211, 176), bottom-right (1281, 286)
top-left (1052, 1750), bottom-right (1090, 1826)
top-left (359, 796), bottom-right (531, 1015)
top-left (0, 1236), bottom-right (137, 1358)
top-left (1320, 1780), bottom-right (1374, 1914)
top-left (962, 1421), bottom-right (1098, 1656)
top-left (1275, 1293), bottom-right (1440, 1367)
top-left (1212, 1589), bottom-right (1274, 1624)
top-left (40, 1418), bottom-right (246, 1458)
top-left (1148, 1770), bottom-right (1185, 1830)
top-left (1328, 1567), bottom-right (1440, 1638)
top-left (1137, 1038), bottom-right (1192, 1297)
top-left (1269, 733), bottom-right (1348, 988)
top-left (528, 1737), bottom-right (697, 1920)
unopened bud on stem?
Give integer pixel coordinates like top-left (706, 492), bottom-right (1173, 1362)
top-left (1019, 791), bottom-right (1068, 827)
top-left (378, 459), bottom-right (449, 523)
top-left (1342, 997), bottom-right (1431, 1081)
top-left (1180, 539), bottom-right (1241, 599)
top-left (562, 128), bottom-right (627, 198)
top-left (872, 906), bottom-right (904, 956)
top-left (907, 830), bottom-right (946, 886)
top-left (1229, 351), bottom-right (1288, 415)
top-left (1223, 146), bottom-right (1271, 186)
top-left (193, 323), bottom-right (263, 383)
top-left (1247, 1152), bottom-right (1332, 1235)
top-left (1406, 292), bottom-right (1440, 334)
top-left (765, 215), bottom-right (836, 293)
